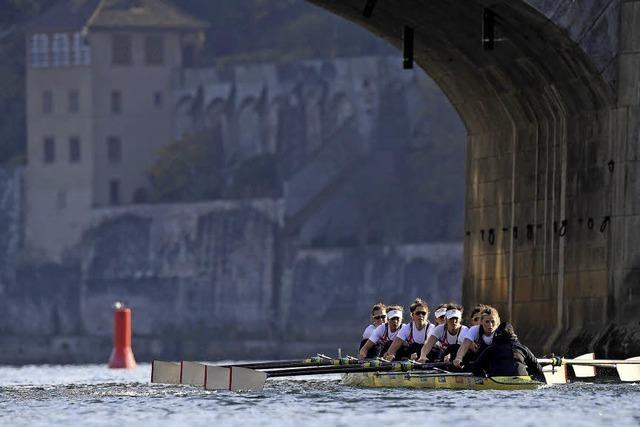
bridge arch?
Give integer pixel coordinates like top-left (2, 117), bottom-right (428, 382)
top-left (307, 0), bottom-right (632, 353)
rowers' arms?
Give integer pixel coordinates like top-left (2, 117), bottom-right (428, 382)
top-left (417, 334), bottom-right (438, 363)
top-left (358, 339), bottom-right (376, 361)
top-left (382, 337), bottom-right (404, 361)
top-left (453, 338), bottom-right (472, 368)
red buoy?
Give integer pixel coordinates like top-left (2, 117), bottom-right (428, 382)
top-left (108, 302), bottom-right (137, 369)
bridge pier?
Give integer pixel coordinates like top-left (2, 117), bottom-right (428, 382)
top-left (308, 0), bottom-right (640, 355)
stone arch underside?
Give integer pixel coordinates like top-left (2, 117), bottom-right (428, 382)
top-left (307, 0), bottom-right (625, 353)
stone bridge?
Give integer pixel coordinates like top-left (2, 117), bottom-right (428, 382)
top-left (307, 0), bottom-right (640, 355)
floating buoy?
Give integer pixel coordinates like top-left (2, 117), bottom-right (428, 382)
top-left (108, 302), bottom-right (137, 369)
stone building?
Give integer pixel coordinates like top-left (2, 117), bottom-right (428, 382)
top-left (25, 0), bottom-right (207, 261)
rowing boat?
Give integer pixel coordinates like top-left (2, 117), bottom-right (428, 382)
top-left (342, 371), bottom-right (544, 390)
top-left (150, 353), bottom-right (640, 392)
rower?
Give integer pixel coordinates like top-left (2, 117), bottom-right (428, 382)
top-left (472, 321), bottom-right (545, 382)
top-left (360, 303), bottom-right (387, 359)
top-left (468, 304), bottom-right (487, 327)
top-left (433, 304), bottom-right (447, 326)
top-left (417, 304), bottom-right (468, 363)
top-left (382, 298), bottom-right (434, 361)
top-left (452, 306), bottom-right (500, 369)
top-left (358, 305), bottom-right (404, 360)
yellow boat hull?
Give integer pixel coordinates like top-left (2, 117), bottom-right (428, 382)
top-left (342, 372), bottom-right (544, 390)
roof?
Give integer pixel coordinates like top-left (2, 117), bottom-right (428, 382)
top-left (27, 0), bottom-right (208, 33)
top-left (26, 0), bottom-right (101, 33)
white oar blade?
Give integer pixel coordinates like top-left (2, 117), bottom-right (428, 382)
top-left (230, 367), bottom-right (267, 392)
top-left (204, 366), bottom-right (231, 390)
top-left (617, 357), bottom-right (640, 382)
top-left (572, 353), bottom-right (596, 378)
top-left (151, 361), bottom-right (181, 384)
top-left (181, 361), bottom-right (207, 386)
top-left (542, 364), bottom-right (567, 384)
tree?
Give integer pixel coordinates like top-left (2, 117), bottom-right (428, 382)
top-left (148, 132), bottom-right (225, 203)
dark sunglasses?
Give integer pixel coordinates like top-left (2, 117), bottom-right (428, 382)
top-left (413, 311), bottom-right (427, 316)
top-left (373, 315), bottom-right (387, 320)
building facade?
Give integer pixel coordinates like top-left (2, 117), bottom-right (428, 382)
top-left (25, 0), bottom-right (206, 261)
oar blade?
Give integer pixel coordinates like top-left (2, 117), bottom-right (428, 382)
top-left (542, 364), bottom-right (567, 384)
top-left (617, 357), bottom-right (640, 382)
top-left (181, 361), bottom-right (207, 386)
top-left (204, 366), bottom-right (231, 390)
top-left (572, 353), bottom-right (596, 378)
top-left (230, 367), bottom-right (267, 392)
top-left (151, 360), bottom-right (181, 384)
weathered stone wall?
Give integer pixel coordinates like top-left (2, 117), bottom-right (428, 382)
top-left (0, 193), bottom-right (463, 363)
top-left (281, 243), bottom-right (462, 355)
top-left (0, 167), bottom-right (22, 294)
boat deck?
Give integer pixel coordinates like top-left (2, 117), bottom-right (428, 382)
top-left (342, 371), bottom-right (544, 390)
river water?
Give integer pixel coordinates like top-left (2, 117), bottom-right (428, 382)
top-left (1, 364), bottom-right (638, 427)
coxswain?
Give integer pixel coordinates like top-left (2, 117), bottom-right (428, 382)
top-left (359, 305), bottom-right (404, 360)
top-left (472, 321), bottom-right (545, 382)
top-left (359, 303), bottom-right (387, 359)
top-left (452, 306), bottom-right (500, 369)
top-left (417, 304), bottom-right (468, 363)
top-left (382, 298), bottom-right (434, 361)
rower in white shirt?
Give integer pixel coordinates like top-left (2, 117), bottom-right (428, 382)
top-left (433, 304), bottom-right (447, 326)
top-left (360, 303), bottom-right (387, 359)
top-left (382, 298), bottom-right (434, 361)
top-left (452, 306), bottom-right (501, 369)
top-left (417, 304), bottom-right (468, 363)
top-left (359, 305), bottom-right (404, 360)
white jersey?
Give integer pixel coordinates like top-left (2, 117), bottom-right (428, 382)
top-left (464, 325), bottom-right (494, 345)
top-left (396, 322), bottom-right (434, 344)
top-left (369, 323), bottom-right (405, 344)
top-left (362, 324), bottom-right (376, 340)
top-left (428, 324), bottom-right (469, 347)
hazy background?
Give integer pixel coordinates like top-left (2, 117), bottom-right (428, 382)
top-left (0, 0), bottom-right (465, 363)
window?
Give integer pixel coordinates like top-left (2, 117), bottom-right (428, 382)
top-left (110, 91), bottom-right (122, 114)
top-left (30, 33), bottom-right (49, 67)
top-left (42, 91), bottom-right (53, 114)
top-left (112, 34), bottom-right (132, 65)
top-left (43, 136), bottom-right (55, 163)
top-left (69, 137), bottom-right (81, 162)
top-left (107, 136), bottom-right (122, 163)
top-left (51, 33), bottom-right (70, 66)
top-left (153, 91), bottom-right (163, 108)
top-left (69, 91), bottom-right (79, 113)
top-left (109, 180), bottom-right (121, 205)
top-left (144, 35), bottom-right (164, 65)
top-left (72, 32), bottom-right (91, 66)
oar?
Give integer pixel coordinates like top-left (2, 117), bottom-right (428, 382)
top-left (217, 355), bottom-right (361, 370)
top-left (205, 360), bottom-right (450, 391)
top-left (151, 358), bottom-right (425, 388)
top-left (538, 354), bottom-right (640, 382)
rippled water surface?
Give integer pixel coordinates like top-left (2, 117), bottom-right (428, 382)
top-left (1, 364), bottom-right (639, 427)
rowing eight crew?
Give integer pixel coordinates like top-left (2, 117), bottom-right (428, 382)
top-left (358, 300), bottom-right (545, 381)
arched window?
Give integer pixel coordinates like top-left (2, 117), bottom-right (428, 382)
top-left (52, 33), bottom-right (70, 66)
top-left (72, 32), bottom-right (91, 65)
top-left (30, 34), bottom-right (50, 67)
